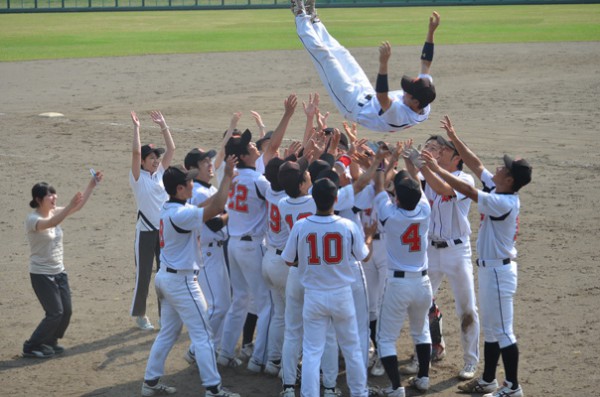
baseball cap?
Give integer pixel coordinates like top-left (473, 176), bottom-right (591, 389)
top-left (256, 131), bottom-right (274, 151)
top-left (401, 75), bottom-right (436, 109)
top-left (163, 164), bottom-right (199, 196)
top-left (394, 176), bottom-right (422, 211)
top-left (225, 129), bottom-right (252, 157)
top-left (141, 144), bottom-right (165, 160)
top-left (312, 177), bottom-right (338, 210)
top-left (184, 148), bottom-right (216, 170)
top-left (503, 154), bottom-right (532, 191)
top-left (277, 161), bottom-right (308, 196)
top-left (308, 159), bottom-right (332, 183)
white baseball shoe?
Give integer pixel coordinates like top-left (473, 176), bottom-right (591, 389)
top-left (280, 387), bottom-right (296, 397)
top-left (205, 384), bottom-right (241, 397)
top-left (141, 381), bottom-right (176, 396)
top-left (458, 378), bottom-right (498, 394)
top-left (323, 387), bottom-right (342, 397)
top-left (217, 355), bottom-right (243, 368)
top-left (136, 316), bottom-right (154, 331)
top-left (381, 386), bottom-right (405, 397)
top-left (240, 342), bottom-right (254, 360)
top-left (407, 376), bottom-right (430, 392)
top-left (264, 360), bottom-right (281, 376)
top-left (290, 0), bottom-right (305, 16)
top-left (458, 363), bottom-right (477, 380)
top-left (483, 380), bottom-right (524, 397)
top-left (247, 358), bottom-right (263, 373)
top-left (370, 359), bottom-right (385, 377)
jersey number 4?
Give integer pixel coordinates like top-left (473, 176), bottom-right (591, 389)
top-left (228, 183), bottom-right (248, 213)
top-left (401, 223), bottom-right (421, 252)
top-left (306, 232), bottom-right (343, 265)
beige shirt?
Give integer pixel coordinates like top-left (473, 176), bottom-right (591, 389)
top-left (25, 211), bottom-right (64, 275)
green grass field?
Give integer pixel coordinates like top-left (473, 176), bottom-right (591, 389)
top-left (1, 4), bottom-right (599, 61)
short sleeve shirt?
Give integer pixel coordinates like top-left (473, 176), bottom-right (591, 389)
top-left (25, 211), bottom-right (64, 275)
top-left (129, 164), bottom-right (168, 231)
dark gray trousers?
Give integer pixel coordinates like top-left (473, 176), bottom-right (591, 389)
top-left (130, 229), bottom-right (161, 317)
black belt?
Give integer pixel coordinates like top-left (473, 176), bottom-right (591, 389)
top-left (166, 267), bottom-right (199, 275)
top-left (477, 258), bottom-right (511, 267)
top-left (431, 239), bottom-right (463, 248)
top-left (357, 94), bottom-right (373, 107)
top-left (241, 235), bottom-right (252, 241)
top-left (208, 241), bottom-right (224, 247)
top-left (373, 233), bottom-right (381, 240)
top-left (276, 249), bottom-right (282, 255)
top-left (393, 270), bottom-right (427, 278)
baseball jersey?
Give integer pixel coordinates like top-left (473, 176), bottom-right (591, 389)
top-left (256, 154), bottom-right (266, 175)
top-left (278, 195), bottom-right (316, 237)
top-left (190, 180), bottom-right (228, 245)
top-left (25, 211), bottom-right (64, 275)
top-left (159, 200), bottom-right (204, 271)
top-left (281, 214), bottom-right (369, 290)
top-left (423, 171), bottom-right (474, 240)
top-left (129, 164), bottom-right (168, 231)
top-left (477, 169), bottom-right (520, 260)
top-left (226, 167), bottom-right (269, 238)
top-left (375, 191), bottom-right (431, 272)
top-left (337, 184), bottom-right (375, 231)
top-left (356, 74), bottom-right (433, 133)
top-left (265, 187), bottom-right (290, 249)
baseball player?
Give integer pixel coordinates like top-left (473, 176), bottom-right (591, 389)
top-left (374, 169), bottom-right (433, 397)
top-left (129, 110), bottom-right (175, 331)
top-left (292, 0), bottom-right (439, 133)
top-left (184, 147), bottom-right (231, 359)
top-left (281, 177), bottom-right (372, 397)
top-left (218, 129), bottom-right (272, 371)
top-left (422, 115), bottom-right (532, 397)
top-left (141, 159), bottom-right (240, 397)
top-left (403, 135), bottom-right (481, 379)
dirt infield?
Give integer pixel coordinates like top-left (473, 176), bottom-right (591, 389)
top-left (0, 41), bottom-right (598, 396)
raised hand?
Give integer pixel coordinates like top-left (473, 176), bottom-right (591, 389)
top-left (421, 150), bottom-right (441, 172)
top-left (150, 110), bottom-right (168, 129)
top-left (429, 11), bottom-right (441, 34)
top-left (440, 115), bottom-right (458, 141)
top-left (131, 111), bottom-right (140, 127)
top-left (284, 93), bottom-right (298, 115)
top-left (250, 111), bottom-right (265, 129)
top-left (379, 41), bottom-right (392, 65)
top-left (303, 92), bottom-right (320, 118)
top-left (224, 155), bottom-right (237, 178)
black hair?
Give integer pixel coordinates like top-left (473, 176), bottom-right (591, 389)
top-left (30, 182), bottom-right (56, 208)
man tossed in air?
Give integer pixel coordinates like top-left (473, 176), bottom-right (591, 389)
top-left (292, 0), bottom-right (440, 133)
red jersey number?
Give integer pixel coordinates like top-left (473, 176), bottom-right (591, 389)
top-left (284, 212), bottom-right (312, 230)
top-left (269, 203), bottom-right (281, 233)
top-left (159, 219), bottom-right (165, 248)
top-left (306, 232), bottom-right (343, 265)
top-left (401, 223), bottom-right (421, 252)
top-left (228, 183), bottom-right (249, 213)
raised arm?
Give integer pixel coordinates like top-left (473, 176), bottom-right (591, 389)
top-left (354, 147), bottom-right (387, 194)
top-left (215, 112), bottom-right (242, 170)
top-left (302, 92), bottom-right (319, 146)
top-left (203, 156), bottom-right (236, 222)
top-left (422, 151), bottom-right (478, 201)
top-left (420, 164), bottom-right (455, 196)
top-left (70, 171), bottom-right (104, 214)
top-left (376, 41), bottom-right (393, 113)
top-left (264, 93), bottom-right (298, 165)
top-left (420, 11), bottom-right (440, 75)
top-left (151, 110), bottom-right (175, 169)
top-left (440, 115), bottom-right (485, 179)
top-left (131, 111), bottom-right (142, 181)
top-left (250, 110), bottom-right (267, 139)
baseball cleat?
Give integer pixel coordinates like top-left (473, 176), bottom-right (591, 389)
top-left (458, 363), bottom-right (477, 380)
top-left (323, 387), bottom-right (342, 397)
top-left (136, 316), bottom-right (155, 331)
top-left (407, 376), bottom-right (430, 392)
top-left (370, 359), bottom-right (385, 377)
top-left (183, 348), bottom-right (196, 365)
top-left (205, 384), bottom-right (241, 397)
top-left (264, 360), bottom-right (281, 376)
top-left (482, 380), bottom-right (523, 397)
top-left (458, 378), bottom-right (498, 394)
top-left (280, 387), bottom-right (296, 397)
top-left (247, 358), bottom-right (263, 373)
top-left (240, 342), bottom-right (254, 360)
top-left (217, 355), bottom-right (243, 368)
top-left (290, 0), bottom-right (305, 16)
top-left (141, 381), bottom-right (176, 396)
top-left (381, 386), bottom-right (405, 397)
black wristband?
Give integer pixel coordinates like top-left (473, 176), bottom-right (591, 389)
top-left (375, 74), bottom-right (389, 93)
top-left (421, 42), bottom-right (434, 62)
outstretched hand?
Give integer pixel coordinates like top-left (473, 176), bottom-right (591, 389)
top-left (440, 115), bottom-right (458, 141)
top-left (303, 92), bottom-right (320, 118)
top-left (429, 11), bottom-right (441, 33)
top-left (421, 150), bottom-right (441, 172)
top-left (379, 41), bottom-right (391, 65)
top-left (150, 110), bottom-right (167, 129)
top-left (131, 111), bottom-right (140, 127)
top-left (69, 192), bottom-right (84, 209)
top-left (401, 140), bottom-right (424, 169)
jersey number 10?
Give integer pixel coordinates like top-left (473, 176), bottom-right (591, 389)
top-left (306, 232), bottom-right (343, 265)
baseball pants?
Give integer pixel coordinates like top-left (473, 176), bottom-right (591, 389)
top-left (377, 272), bottom-right (432, 359)
top-left (351, 263), bottom-right (370, 368)
top-left (198, 242), bottom-right (232, 351)
top-left (281, 266), bottom-right (339, 388)
top-left (302, 286), bottom-right (368, 397)
top-left (477, 261), bottom-right (518, 348)
top-left (145, 269), bottom-right (221, 387)
top-left (28, 272), bottom-right (72, 346)
top-left (428, 240), bottom-right (480, 365)
top-left (363, 238), bottom-right (388, 323)
top-left (262, 246), bottom-right (289, 363)
top-left (131, 229), bottom-right (161, 317)
top-left (295, 14), bottom-right (371, 121)
top-left (221, 237), bottom-right (272, 365)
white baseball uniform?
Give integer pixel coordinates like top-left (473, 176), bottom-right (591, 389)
top-left (295, 14), bottom-right (431, 133)
top-left (190, 180), bottom-right (231, 351)
top-left (476, 169), bottom-right (520, 348)
top-left (144, 200), bottom-right (222, 388)
top-left (424, 171), bottom-right (480, 366)
top-left (375, 191), bottom-right (433, 359)
top-left (281, 214), bottom-right (370, 397)
top-left (262, 187), bottom-right (290, 365)
top-left (220, 167), bottom-right (272, 366)
top-left (278, 195), bottom-right (340, 389)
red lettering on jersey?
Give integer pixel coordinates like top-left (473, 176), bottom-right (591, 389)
top-left (228, 183), bottom-right (249, 213)
top-left (306, 232), bottom-right (344, 265)
top-left (285, 212), bottom-right (311, 230)
top-left (514, 216), bottom-right (520, 241)
top-left (401, 223), bottom-right (421, 252)
top-left (269, 203), bottom-right (281, 233)
top-left (441, 195), bottom-right (453, 202)
top-left (159, 219), bottom-right (165, 248)
top-left (364, 208), bottom-right (373, 217)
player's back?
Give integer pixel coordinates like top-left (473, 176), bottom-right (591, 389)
top-left (265, 188), bottom-right (289, 250)
top-left (278, 195), bottom-right (316, 237)
top-left (227, 168), bottom-right (269, 237)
